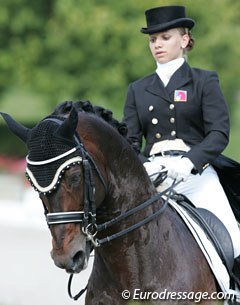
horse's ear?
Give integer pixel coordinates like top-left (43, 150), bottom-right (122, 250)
top-left (55, 107), bottom-right (78, 140)
top-left (0, 112), bottom-right (30, 143)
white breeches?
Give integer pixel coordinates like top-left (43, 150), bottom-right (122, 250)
top-left (150, 156), bottom-right (240, 258)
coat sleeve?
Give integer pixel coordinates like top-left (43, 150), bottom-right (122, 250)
top-left (184, 71), bottom-right (230, 173)
top-left (123, 84), bottom-right (142, 150)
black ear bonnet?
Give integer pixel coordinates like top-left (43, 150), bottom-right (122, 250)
top-left (0, 109), bottom-right (82, 193)
top-left (25, 115), bottom-right (82, 193)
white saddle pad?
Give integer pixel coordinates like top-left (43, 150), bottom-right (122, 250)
top-left (165, 196), bottom-right (240, 301)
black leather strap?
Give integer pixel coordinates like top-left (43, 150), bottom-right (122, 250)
top-left (154, 150), bottom-right (186, 157)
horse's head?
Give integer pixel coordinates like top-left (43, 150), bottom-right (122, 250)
top-left (1, 108), bottom-right (106, 273)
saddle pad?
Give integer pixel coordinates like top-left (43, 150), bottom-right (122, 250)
top-left (166, 197), bottom-right (240, 300)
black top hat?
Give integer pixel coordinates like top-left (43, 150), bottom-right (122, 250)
top-left (141, 6), bottom-right (195, 34)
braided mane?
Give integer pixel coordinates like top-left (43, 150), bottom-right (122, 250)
top-left (52, 100), bottom-right (128, 138)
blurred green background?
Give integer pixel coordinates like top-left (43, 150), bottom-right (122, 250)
top-left (0, 0), bottom-right (240, 159)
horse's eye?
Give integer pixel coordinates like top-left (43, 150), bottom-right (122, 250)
top-left (68, 172), bottom-right (81, 187)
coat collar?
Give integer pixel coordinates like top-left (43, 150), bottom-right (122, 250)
top-left (145, 61), bottom-right (191, 102)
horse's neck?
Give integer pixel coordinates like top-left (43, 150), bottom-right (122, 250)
top-left (80, 122), bottom-right (195, 287)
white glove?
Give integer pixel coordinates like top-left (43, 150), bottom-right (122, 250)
top-left (143, 161), bottom-right (165, 182)
top-left (167, 157), bottom-right (194, 182)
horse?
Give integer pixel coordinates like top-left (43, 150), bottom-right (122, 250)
top-left (1, 104), bottom-right (218, 305)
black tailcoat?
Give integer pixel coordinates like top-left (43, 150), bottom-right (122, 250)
top-left (123, 61), bottom-right (240, 221)
top-left (124, 61), bottom-right (229, 173)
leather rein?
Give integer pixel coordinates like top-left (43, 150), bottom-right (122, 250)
top-left (42, 132), bottom-right (177, 248)
top-left (26, 117), bottom-right (179, 300)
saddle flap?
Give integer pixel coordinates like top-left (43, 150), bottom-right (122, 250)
top-left (171, 193), bottom-right (234, 271)
top-left (196, 208), bottom-right (234, 271)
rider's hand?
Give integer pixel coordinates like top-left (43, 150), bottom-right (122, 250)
top-left (143, 161), bottom-right (165, 182)
top-left (167, 157), bottom-right (194, 182)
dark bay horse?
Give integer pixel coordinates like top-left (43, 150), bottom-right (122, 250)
top-left (1, 105), bottom-right (217, 304)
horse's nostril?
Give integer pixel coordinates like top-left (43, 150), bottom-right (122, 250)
top-left (72, 250), bottom-right (85, 267)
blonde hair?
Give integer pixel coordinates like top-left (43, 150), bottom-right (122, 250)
top-left (178, 27), bottom-right (195, 52)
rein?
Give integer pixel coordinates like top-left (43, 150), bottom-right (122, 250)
top-left (25, 115), bottom-right (181, 301)
top-left (67, 179), bottom-right (179, 301)
top-left (95, 180), bottom-right (180, 246)
top-left (35, 118), bottom-right (179, 247)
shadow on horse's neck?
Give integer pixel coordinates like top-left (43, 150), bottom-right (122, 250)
top-left (78, 114), bottom-right (169, 265)
top-left (77, 113), bottom-right (156, 213)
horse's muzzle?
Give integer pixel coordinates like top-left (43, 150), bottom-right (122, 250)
top-left (51, 237), bottom-right (91, 273)
top-left (52, 248), bottom-right (89, 273)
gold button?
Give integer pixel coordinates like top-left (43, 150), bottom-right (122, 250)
top-left (169, 104), bottom-right (175, 110)
top-left (170, 117), bottom-right (175, 123)
top-left (155, 133), bottom-right (161, 139)
top-left (152, 118), bottom-right (158, 125)
top-left (149, 105), bottom-right (154, 112)
top-left (171, 130), bottom-right (176, 137)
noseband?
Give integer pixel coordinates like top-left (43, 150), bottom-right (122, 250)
top-left (26, 117), bottom-right (178, 247)
top-left (26, 117), bottom-right (179, 248)
top-left (25, 116), bottom-right (180, 302)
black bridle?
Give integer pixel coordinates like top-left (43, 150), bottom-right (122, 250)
top-left (25, 117), bottom-right (106, 242)
top-left (25, 116), bottom-right (180, 300)
top-left (41, 136), bottom-right (177, 248)
top-left (44, 148), bottom-right (105, 247)
top-left (25, 118), bottom-right (175, 246)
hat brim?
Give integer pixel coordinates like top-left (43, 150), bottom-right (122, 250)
top-left (141, 18), bottom-right (195, 34)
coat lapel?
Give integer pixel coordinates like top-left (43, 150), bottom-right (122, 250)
top-left (144, 62), bottom-right (192, 103)
top-left (144, 74), bottom-right (170, 102)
